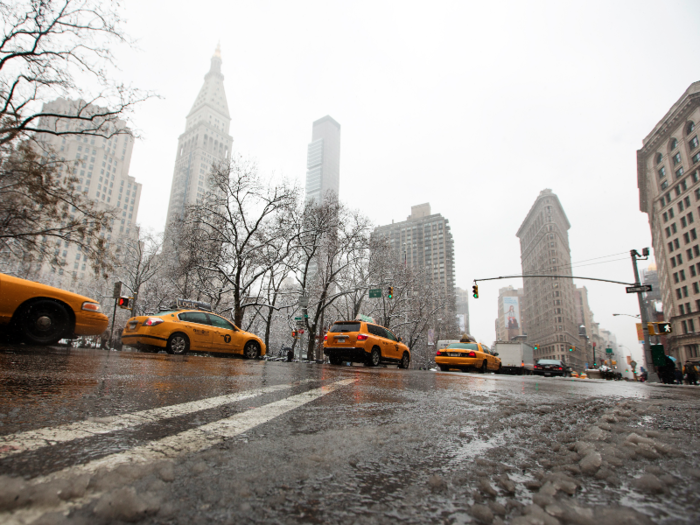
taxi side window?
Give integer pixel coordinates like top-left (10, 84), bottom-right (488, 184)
top-left (367, 324), bottom-right (383, 337)
top-left (208, 314), bottom-right (235, 331)
top-left (384, 329), bottom-right (398, 342)
top-left (179, 312), bottom-right (210, 325)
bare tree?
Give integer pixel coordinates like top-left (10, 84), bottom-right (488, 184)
top-left (0, 140), bottom-right (114, 274)
top-left (113, 229), bottom-right (164, 316)
top-left (1, 0), bottom-right (153, 146)
top-left (186, 155), bottom-right (298, 327)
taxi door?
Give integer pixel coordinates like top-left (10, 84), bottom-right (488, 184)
top-left (480, 344), bottom-right (496, 370)
top-left (384, 328), bottom-right (402, 359)
top-left (177, 312), bottom-right (213, 351)
top-left (207, 313), bottom-right (242, 354)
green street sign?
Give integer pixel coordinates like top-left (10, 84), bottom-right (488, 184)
top-left (294, 317), bottom-right (302, 321)
top-left (605, 348), bottom-right (613, 354)
top-left (369, 288), bottom-right (382, 298)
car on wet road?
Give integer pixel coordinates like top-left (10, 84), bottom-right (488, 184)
top-left (435, 341), bottom-right (502, 373)
top-left (121, 303), bottom-right (266, 358)
top-left (0, 272), bottom-right (108, 345)
top-left (533, 358), bottom-right (569, 377)
top-left (323, 319), bottom-right (411, 368)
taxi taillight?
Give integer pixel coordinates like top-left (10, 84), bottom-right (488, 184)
top-left (467, 351), bottom-right (476, 358)
top-left (357, 333), bottom-right (369, 341)
top-left (324, 335), bottom-right (327, 341)
top-left (436, 350), bottom-right (443, 356)
top-left (143, 317), bottom-right (164, 327)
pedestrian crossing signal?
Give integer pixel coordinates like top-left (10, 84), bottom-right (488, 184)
top-left (472, 284), bottom-right (479, 299)
top-left (117, 297), bottom-right (132, 309)
top-left (656, 322), bottom-right (672, 334)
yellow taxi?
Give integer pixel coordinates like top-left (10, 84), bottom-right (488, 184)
top-left (121, 300), bottom-right (266, 358)
top-left (435, 338), bottom-right (501, 373)
top-left (323, 318), bottom-right (411, 368)
top-left (0, 272), bottom-right (108, 345)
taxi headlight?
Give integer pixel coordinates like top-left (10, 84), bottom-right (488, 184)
top-left (144, 317), bottom-right (165, 327)
top-left (81, 302), bottom-right (101, 312)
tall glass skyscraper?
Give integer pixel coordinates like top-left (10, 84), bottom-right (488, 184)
top-left (305, 116), bottom-right (341, 203)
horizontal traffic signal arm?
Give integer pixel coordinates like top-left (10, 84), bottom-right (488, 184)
top-left (473, 275), bottom-right (635, 286)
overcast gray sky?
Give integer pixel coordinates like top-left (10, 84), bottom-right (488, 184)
top-left (114, 0), bottom-right (699, 365)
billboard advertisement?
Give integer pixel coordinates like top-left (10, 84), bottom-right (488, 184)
top-left (503, 296), bottom-right (520, 329)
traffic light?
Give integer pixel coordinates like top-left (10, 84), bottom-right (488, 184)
top-left (292, 330), bottom-right (297, 338)
top-left (117, 296), bottom-right (132, 309)
top-left (472, 284), bottom-right (479, 299)
top-left (533, 345), bottom-right (539, 351)
top-left (568, 345), bottom-right (575, 352)
top-left (388, 286), bottom-right (394, 299)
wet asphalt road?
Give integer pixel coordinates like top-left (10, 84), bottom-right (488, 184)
top-left (1, 346), bottom-right (699, 524)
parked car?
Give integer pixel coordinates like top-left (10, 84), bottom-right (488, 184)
top-left (435, 342), bottom-right (501, 373)
top-left (323, 320), bottom-right (410, 368)
top-left (121, 300), bottom-right (265, 358)
top-left (0, 272), bottom-right (108, 345)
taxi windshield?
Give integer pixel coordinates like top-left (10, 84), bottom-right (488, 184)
top-left (330, 322), bottom-right (361, 333)
top-left (445, 343), bottom-right (479, 350)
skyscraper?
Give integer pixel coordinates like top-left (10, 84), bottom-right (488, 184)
top-left (305, 116), bottom-right (340, 204)
top-left (374, 203), bottom-right (456, 299)
top-left (637, 81), bottom-right (700, 364)
top-left (516, 189), bottom-right (582, 369)
top-left (29, 98), bottom-right (141, 290)
top-left (165, 46), bottom-right (233, 231)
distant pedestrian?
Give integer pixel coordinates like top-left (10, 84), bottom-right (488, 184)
top-left (660, 356), bottom-right (676, 384)
top-left (684, 361), bottom-right (699, 385)
top-left (674, 366), bottom-right (683, 385)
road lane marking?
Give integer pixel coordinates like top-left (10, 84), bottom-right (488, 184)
top-left (0, 380), bottom-right (317, 459)
top-left (1, 378), bottom-right (356, 525)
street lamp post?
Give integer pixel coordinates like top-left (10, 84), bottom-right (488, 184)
top-left (630, 249), bottom-right (659, 383)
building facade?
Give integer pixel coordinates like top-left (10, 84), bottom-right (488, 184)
top-left (516, 189), bottom-right (582, 369)
top-left (455, 287), bottom-right (471, 336)
top-left (374, 203), bottom-right (456, 299)
top-left (31, 98), bottom-right (141, 291)
top-left (305, 116), bottom-right (341, 204)
top-left (165, 46), bottom-right (233, 232)
top-left (637, 81), bottom-right (700, 364)
top-left (495, 286), bottom-right (524, 342)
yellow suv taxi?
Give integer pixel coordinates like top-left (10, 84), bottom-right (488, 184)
top-left (121, 300), bottom-right (266, 358)
top-left (324, 319), bottom-right (410, 369)
top-left (0, 272), bottom-right (108, 345)
top-left (435, 341), bottom-right (501, 373)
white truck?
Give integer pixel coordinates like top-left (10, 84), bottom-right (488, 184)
top-left (493, 341), bottom-right (535, 375)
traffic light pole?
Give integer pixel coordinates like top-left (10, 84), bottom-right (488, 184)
top-left (631, 250), bottom-right (659, 383)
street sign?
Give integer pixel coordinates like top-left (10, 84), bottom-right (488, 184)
top-left (656, 322), bottom-right (672, 334)
top-left (298, 295), bottom-right (309, 307)
top-left (294, 317), bottom-right (302, 321)
top-left (626, 284), bottom-right (652, 293)
top-left (606, 348), bottom-right (613, 354)
top-left (113, 281), bottom-right (123, 299)
top-left (369, 288), bottom-right (382, 298)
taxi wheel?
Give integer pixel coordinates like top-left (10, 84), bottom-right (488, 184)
top-left (368, 347), bottom-right (381, 367)
top-left (166, 333), bottom-right (189, 355)
top-left (243, 341), bottom-right (260, 359)
top-left (399, 352), bottom-right (410, 369)
top-left (480, 361), bottom-right (488, 373)
top-left (19, 300), bottom-right (71, 345)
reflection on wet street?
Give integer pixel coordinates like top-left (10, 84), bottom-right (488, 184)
top-left (1, 344), bottom-right (699, 524)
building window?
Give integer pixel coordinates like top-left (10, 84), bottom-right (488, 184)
top-left (682, 217), bottom-right (688, 228)
top-left (677, 288), bottom-right (683, 299)
top-left (676, 239), bottom-right (681, 250)
top-left (672, 223), bottom-right (678, 233)
top-left (691, 136), bottom-right (699, 150)
top-left (681, 269), bottom-right (686, 281)
top-left (684, 232), bottom-right (690, 244)
top-left (674, 272), bottom-right (680, 283)
top-left (694, 282), bottom-right (699, 294)
top-left (691, 265), bottom-right (697, 277)
top-left (683, 320), bottom-right (688, 334)
top-left (684, 285), bottom-right (689, 297)
top-left (686, 196), bottom-right (692, 207)
top-left (671, 138), bottom-right (679, 150)
top-left (666, 227), bottom-right (672, 238)
top-left (659, 166), bottom-right (667, 179)
top-left (693, 229), bottom-right (698, 240)
top-left (663, 212), bottom-right (669, 222)
top-left (690, 319), bottom-right (696, 332)
top-left (669, 242), bottom-right (674, 252)
top-left (680, 304), bottom-right (685, 314)
top-left (674, 153), bottom-right (682, 165)
top-left (693, 152), bottom-right (700, 164)
top-left (657, 152), bottom-right (664, 164)
top-left (671, 256), bottom-right (677, 267)
top-left (676, 167), bottom-right (685, 179)
top-left (688, 248), bottom-right (693, 260)
top-left (661, 180), bottom-right (669, 190)
top-left (689, 212), bottom-right (695, 224)
top-left (678, 253), bottom-right (683, 263)
top-left (669, 207), bottom-right (675, 218)
top-left (689, 122), bottom-right (696, 135)
top-left (695, 245), bottom-right (700, 257)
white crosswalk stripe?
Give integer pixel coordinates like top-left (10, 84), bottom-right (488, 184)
top-left (0, 380), bottom-right (316, 459)
top-left (0, 378), bottom-right (356, 525)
